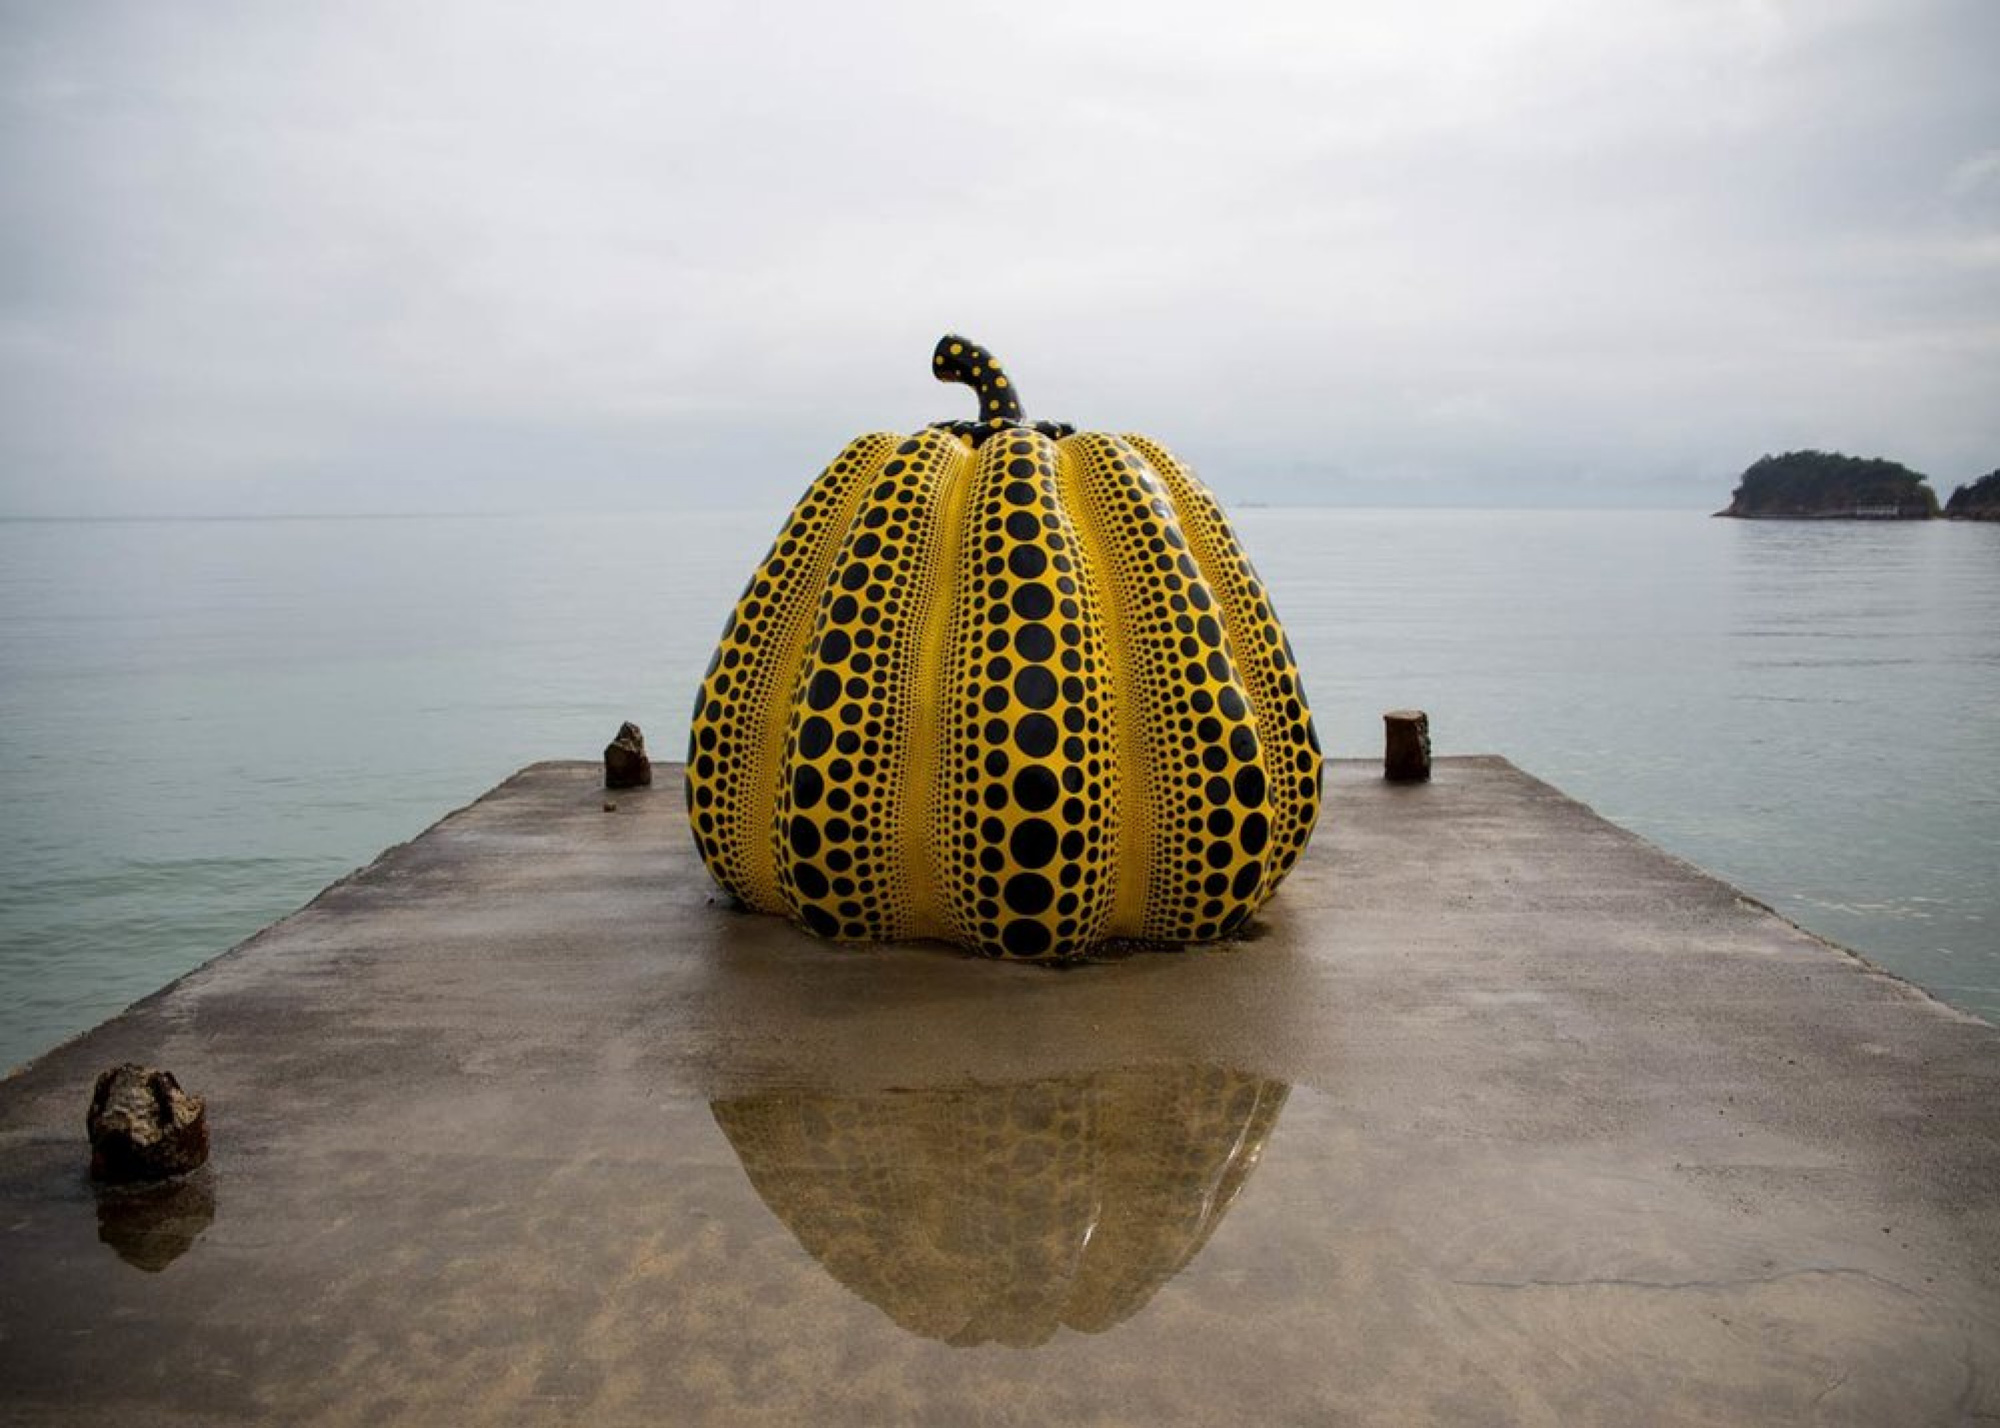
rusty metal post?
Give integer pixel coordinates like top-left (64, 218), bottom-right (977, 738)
top-left (1384, 709), bottom-right (1431, 782)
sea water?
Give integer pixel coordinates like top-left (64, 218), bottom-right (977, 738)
top-left (2, 509), bottom-right (1995, 1071)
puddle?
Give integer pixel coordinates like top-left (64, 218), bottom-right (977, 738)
top-left (712, 1063), bottom-right (1288, 1348)
top-left (94, 1170), bottom-right (215, 1272)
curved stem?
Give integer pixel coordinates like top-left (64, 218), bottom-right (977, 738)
top-left (932, 334), bottom-right (1026, 429)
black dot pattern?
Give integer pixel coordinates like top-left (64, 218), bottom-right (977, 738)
top-left (769, 429), bottom-right (960, 941)
top-left (686, 424), bottom-right (1325, 960)
top-left (684, 433), bottom-right (899, 909)
top-left (935, 430), bottom-right (1119, 959)
top-left (1123, 435), bottom-right (1324, 896)
top-left (1064, 434), bottom-right (1274, 941)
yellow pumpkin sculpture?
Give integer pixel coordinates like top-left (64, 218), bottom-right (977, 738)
top-left (686, 335), bottom-right (1322, 960)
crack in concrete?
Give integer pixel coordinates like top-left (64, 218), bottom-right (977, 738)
top-left (1957, 1337), bottom-right (1999, 1422)
top-left (1809, 1367), bottom-right (1850, 1412)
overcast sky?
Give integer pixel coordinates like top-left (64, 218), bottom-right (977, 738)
top-left (2, 0), bottom-right (1996, 515)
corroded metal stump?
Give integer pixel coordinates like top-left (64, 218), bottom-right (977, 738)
top-left (604, 721), bottom-right (652, 790)
top-left (86, 1064), bottom-right (208, 1183)
top-left (1384, 709), bottom-right (1431, 782)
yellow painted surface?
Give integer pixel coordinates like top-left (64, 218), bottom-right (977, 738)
top-left (686, 427), bottom-right (1323, 960)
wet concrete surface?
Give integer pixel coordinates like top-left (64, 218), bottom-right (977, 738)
top-left (1, 757), bottom-right (1996, 1425)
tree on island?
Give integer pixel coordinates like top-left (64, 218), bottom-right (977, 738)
top-left (1945, 469), bottom-right (2000, 521)
top-left (1720, 451), bottom-right (1939, 519)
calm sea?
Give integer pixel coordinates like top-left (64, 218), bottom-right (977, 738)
top-left (2, 509), bottom-right (1995, 1071)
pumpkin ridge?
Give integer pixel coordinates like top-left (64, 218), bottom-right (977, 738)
top-left (686, 432), bottom-right (899, 910)
top-left (744, 434), bottom-right (903, 913)
top-left (1066, 434), bottom-right (1268, 941)
top-left (1123, 435), bottom-right (1323, 902)
top-left (1057, 434), bottom-right (1155, 937)
top-left (901, 434), bottom-right (976, 940)
top-left (936, 430), bottom-right (1120, 958)
top-left (948, 428), bottom-right (1120, 952)
top-left (770, 429), bottom-right (964, 941)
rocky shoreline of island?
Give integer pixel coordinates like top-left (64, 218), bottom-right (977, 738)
top-left (1716, 451), bottom-right (1999, 521)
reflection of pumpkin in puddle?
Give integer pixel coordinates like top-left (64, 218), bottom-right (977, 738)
top-left (711, 1064), bottom-right (1287, 1348)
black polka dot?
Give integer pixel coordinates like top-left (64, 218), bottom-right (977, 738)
top-left (1015, 714), bottom-right (1058, 758)
top-left (1011, 584), bottom-right (1054, 620)
top-left (1008, 546), bottom-right (1048, 579)
top-left (791, 766), bottom-right (824, 810)
top-left (802, 905), bottom-right (839, 936)
top-left (798, 717), bottom-right (832, 759)
top-left (1016, 624), bottom-right (1055, 661)
top-left (789, 817), bottom-right (821, 858)
top-left (1232, 861), bottom-right (1264, 899)
top-left (1002, 920), bottom-right (1052, 957)
top-left (1013, 765), bottom-right (1059, 812)
top-left (1014, 666), bottom-right (1057, 710)
top-left (807, 670), bottom-right (840, 710)
top-left (794, 865), bottom-right (829, 899)
top-left (1235, 766), bottom-right (1267, 807)
top-left (1009, 818), bottom-right (1058, 868)
top-left (1004, 873), bottom-right (1054, 915)
top-left (1241, 812), bottom-right (1269, 855)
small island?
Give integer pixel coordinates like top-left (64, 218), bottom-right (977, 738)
top-left (1945, 470), bottom-right (2000, 522)
top-left (1717, 451), bottom-right (1939, 520)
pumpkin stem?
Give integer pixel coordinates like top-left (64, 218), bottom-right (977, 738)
top-left (933, 334), bottom-right (1026, 429)
top-left (929, 335), bottom-right (1075, 446)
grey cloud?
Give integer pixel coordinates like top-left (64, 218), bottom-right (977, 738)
top-left (2, 0), bottom-right (1996, 516)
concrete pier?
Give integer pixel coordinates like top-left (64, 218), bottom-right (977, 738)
top-left (1, 758), bottom-right (1996, 1425)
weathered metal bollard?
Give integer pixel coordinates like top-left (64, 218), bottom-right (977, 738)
top-left (604, 721), bottom-right (652, 789)
top-left (1384, 709), bottom-right (1431, 782)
